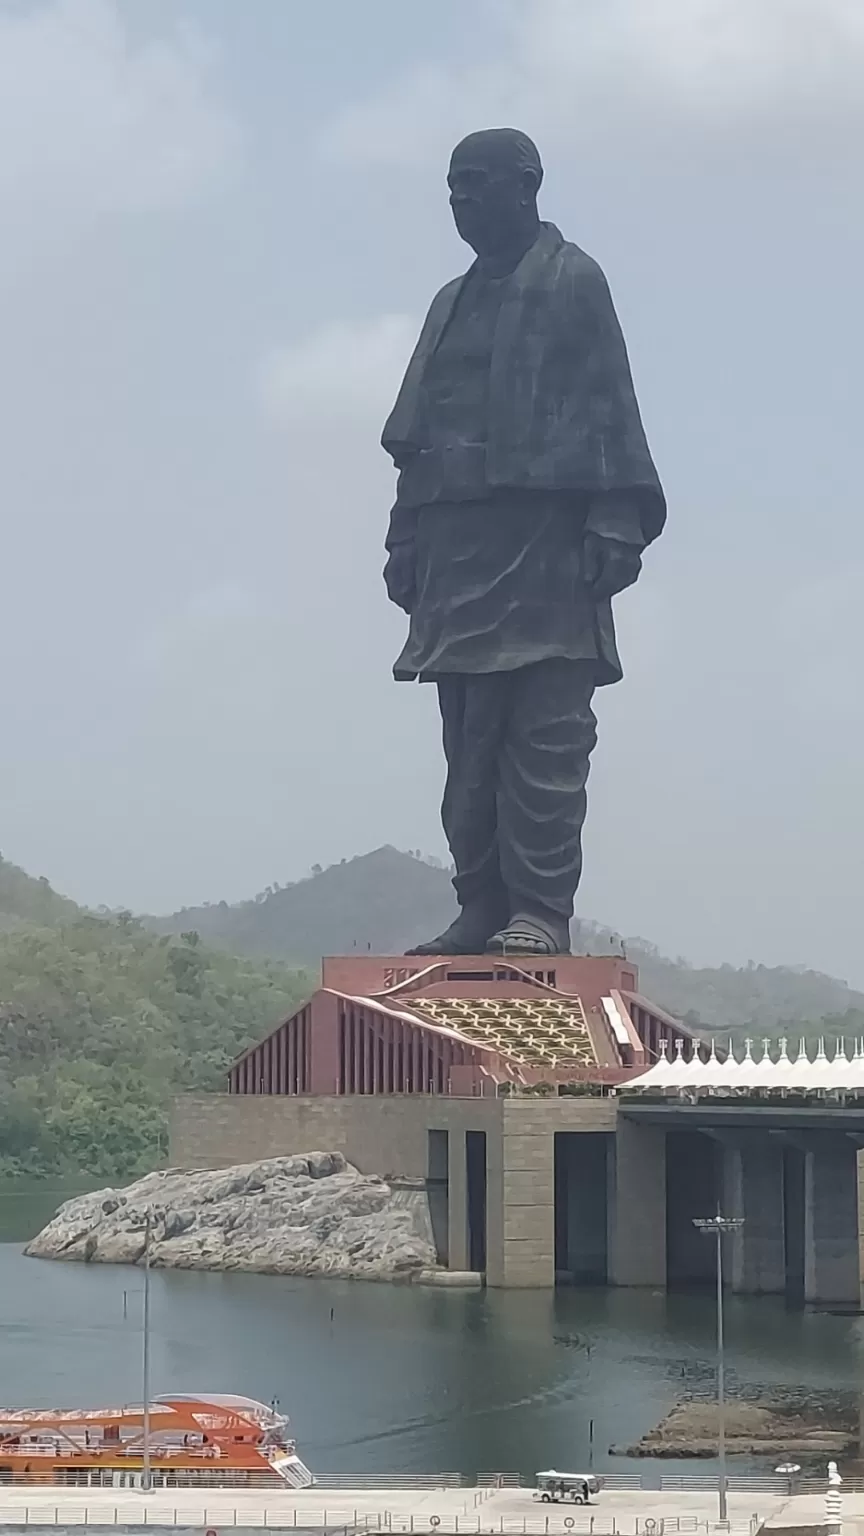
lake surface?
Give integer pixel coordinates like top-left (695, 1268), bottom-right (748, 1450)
top-left (2, 1184), bottom-right (863, 1477)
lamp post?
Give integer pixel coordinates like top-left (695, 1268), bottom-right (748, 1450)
top-left (141, 1211), bottom-right (152, 1494)
top-left (693, 1210), bottom-right (744, 1523)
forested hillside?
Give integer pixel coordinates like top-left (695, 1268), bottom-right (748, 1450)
top-left (0, 862), bottom-right (311, 1178)
top-left (0, 855), bottom-right (80, 930)
top-left (626, 946), bottom-right (864, 1041)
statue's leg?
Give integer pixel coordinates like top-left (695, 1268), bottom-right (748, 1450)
top-left (406, 673), bottom-right (509, 955)
top-left (488, 659), bottom-right (597, 957)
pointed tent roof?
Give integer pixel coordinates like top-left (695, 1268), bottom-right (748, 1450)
top-left (628, 1036), bottom-right (864, 1097)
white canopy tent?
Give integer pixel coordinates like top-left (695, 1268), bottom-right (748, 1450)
top-left (627, 1037), bottom-right (864, 1097)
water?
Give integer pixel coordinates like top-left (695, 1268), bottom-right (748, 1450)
top-left (1, 1184), bottom-right (862, 1477)
top-left (0, 1181), bottom-right (95, 1245)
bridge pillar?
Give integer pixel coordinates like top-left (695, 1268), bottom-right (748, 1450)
top-left (723, 1139), bottom-right (786, 1294)
top-left (804, 1137), bottom-right (860, 1306)
top-left (610, 1117), bottom-right (666, 1286)
top-left (858, 1149), bottom-right (864, 1312)
top-left (447, 1129), bottom-right (470, 1272)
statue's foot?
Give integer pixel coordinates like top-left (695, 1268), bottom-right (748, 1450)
top-left (486, 914), bottom-right (571, 957)
top-left (406, 903), bottom-right (506, 957)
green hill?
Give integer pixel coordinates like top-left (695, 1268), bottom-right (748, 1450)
top-left (147, 846), bottom-right (457, 961)
top-left (0, 853), bottom-right (81, 930)
top-left (587, 933), bottom-right (864, 1041)
top-left (0, 896), bottom-right (312, 1179)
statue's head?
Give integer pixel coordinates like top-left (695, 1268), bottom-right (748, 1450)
top-left (448, 128), bottom-right (543, 257)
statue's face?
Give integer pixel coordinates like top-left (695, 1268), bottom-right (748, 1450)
top-left (447, 148), bottom-right (528, 256)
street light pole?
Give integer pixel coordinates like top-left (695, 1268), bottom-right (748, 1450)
top-left (715, 1221), bottom-right (727, 1518)
top-left (694, 1210), bottom-right (744, 1524)
top-left (141, 1211), bottom-right (152, 1495)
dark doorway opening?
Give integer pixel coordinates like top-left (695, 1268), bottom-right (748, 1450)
top-left (466, 1130), bottom-right (487, 1273)
top-left (554, 1132), bottom-right (609, 1284)
top-left (427, 1129), bottom-right (449, 1265)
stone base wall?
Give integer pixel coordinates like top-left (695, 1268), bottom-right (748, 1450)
top-left (170, 1093), bottom-right (506, 1181)
top-left (170, 1093), bottom-right (615, 1289)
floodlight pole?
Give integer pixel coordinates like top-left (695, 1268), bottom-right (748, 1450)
top-left (141, 1211), bottom-right (152, 1494)
top-left (693, 1210), bottom-right (744, 1523)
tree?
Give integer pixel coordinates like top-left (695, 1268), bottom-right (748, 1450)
top-left (0, 916), bottom-right (312, 1179)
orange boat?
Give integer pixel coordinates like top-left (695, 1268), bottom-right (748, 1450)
top-left (0, 1394), bottom-right (313, 1489)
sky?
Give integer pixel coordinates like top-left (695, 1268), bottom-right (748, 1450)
top-left (1, 0), bottom-right (863, 983)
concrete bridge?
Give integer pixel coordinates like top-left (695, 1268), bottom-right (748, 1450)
top-left (614, 1097), bottom-right (864, 1303)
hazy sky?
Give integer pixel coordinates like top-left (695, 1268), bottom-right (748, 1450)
top-left (2, 0), bottom-right (863, 983)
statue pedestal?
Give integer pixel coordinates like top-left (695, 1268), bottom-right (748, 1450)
top-left (320, 951), bottom-right (640, 1001)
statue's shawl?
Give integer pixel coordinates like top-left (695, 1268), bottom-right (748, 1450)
top-left (382, 223), bottom-right (666, 544)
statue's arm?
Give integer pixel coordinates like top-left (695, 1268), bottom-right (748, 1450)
top-left (383, 501), bottom-right (417, 615)
top-left (572, 268), bottom-right (646, 593)
top-left (583, 500), bottom-right (644, 599)
top-left (560, 255), bottom-right (661, 595)
top-left (559, 248), bottom-right (664, 539)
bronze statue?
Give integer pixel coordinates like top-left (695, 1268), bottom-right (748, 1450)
top-left (382, 129), bottom-right (665, 957)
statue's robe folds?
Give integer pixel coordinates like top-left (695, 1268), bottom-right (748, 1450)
top-left (381, 222), bottom-right (665, 939)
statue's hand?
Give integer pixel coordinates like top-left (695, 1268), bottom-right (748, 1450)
top-left (383, 542), bottom-right (416, 615)
top-left (583, 531), bottom-right (642, 599)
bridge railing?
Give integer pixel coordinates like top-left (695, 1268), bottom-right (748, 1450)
top-left (0, 1470), bottom-right (849, 1493)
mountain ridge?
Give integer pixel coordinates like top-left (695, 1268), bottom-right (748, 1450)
top-left (3, 847), bottom-right (862, 1038)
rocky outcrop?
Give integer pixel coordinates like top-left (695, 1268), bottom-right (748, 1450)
top-left (25, 1153), bottom-right (438, 1281)
top-left (613, 1392), bottom-right (858, 1458)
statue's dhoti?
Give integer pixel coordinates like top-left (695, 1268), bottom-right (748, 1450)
top-left (436, 659), bottom-right (596, 948)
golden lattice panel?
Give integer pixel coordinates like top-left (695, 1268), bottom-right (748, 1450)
top-left (410, 997), bottom-right (596, 1067)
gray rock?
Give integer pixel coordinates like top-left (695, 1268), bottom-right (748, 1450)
top-left (162, 1208), bottom-right (195, 1240)
top-left (24, 1154), bottom-right (437, 1283)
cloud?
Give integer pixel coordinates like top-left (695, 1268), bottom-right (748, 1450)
top-left (321, 0), bottom-right (864, 166)
top-left (258, 314), bottom-right (418, 432)
top-left (0, 0), bottom-right (238, 223)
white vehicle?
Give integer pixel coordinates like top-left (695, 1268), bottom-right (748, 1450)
top-left (534, 1471), bottom-right (601, 1504)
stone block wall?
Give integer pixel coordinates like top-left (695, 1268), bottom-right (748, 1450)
top-left (170, 1092), bottom-right (504, 1180)
top-left (170, 1091), bottom-right (616, 1288)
